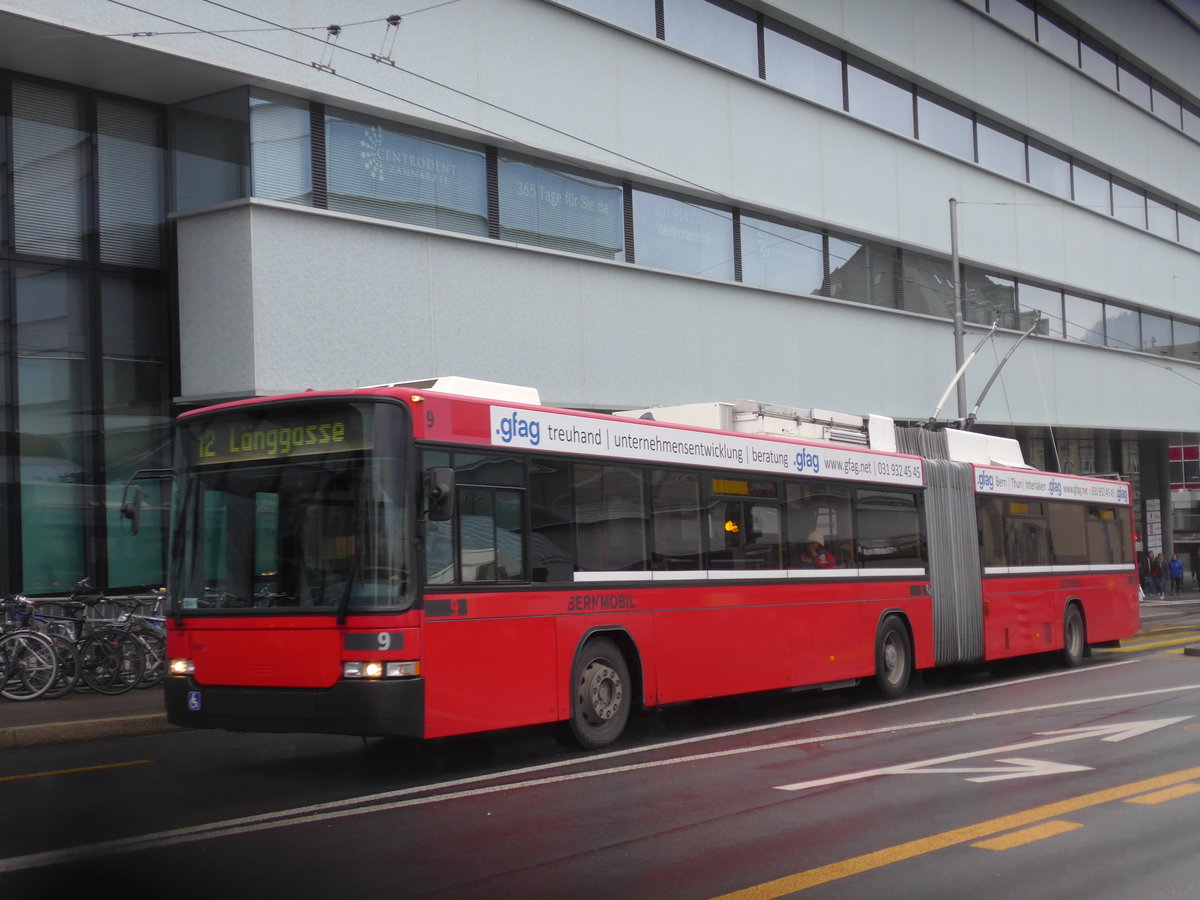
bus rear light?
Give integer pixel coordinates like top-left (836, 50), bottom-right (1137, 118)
top-left (343, 661), bottom-right (420, 679)
top-left (169, 658), bottom-right (194, 676)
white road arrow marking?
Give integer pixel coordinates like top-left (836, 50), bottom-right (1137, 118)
top-left (774, 716), bottom-right (1192, 792)
top-left (900, 757), bottom-right (1093, 783)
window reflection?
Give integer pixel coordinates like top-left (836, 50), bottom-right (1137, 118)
top-left (1071, 162), bottom-right (1110, 214)
top-left (847, 62), bottom-right (914, 136)
top-left (989, 0), bottom-right (1036, 38)
top-left (976, 118), bottom-right (1026, 181)
top-left (901, 251), bottom-right (955, 318)
top-left (963, 269), bottom-right (1017, 329)
top-left (1036, 10), bottom-right (1078, 64)
top-left (565, 0), bottom-right (656, 35)
top-left (1105, 304), bottom-right (1140, 350)
top-left (763, 25), bottom-right (843, 109)
top-left (98, 98), bottom-right (165, 268)
top-left (1172, 321), bottom-right (1200, 361)
top-left (1027, 142), bottom-right (1070, 198)
top-left (1141, 312), bottom-right (1172, 355)
top-left (16, 267), bottom-right (90, 593)
top-left (1079, 37), bottom-right (1118, 89)
top-left (498, 155), bottom-right (624, 259)
top-left (826, 236), bottom-right (899, 309)
top-left (250, 91), bottom-right (312, 205)
top-left (1112, 180), bottom-right (1146, 228)
top-left (1146, 195), bottom-right (1177, 241)
top-left (739, 215), bottom-right (824, 295)
top-left (662, 0), bottom-right (758, 76)
top-left (1118, 62), bottom-right (1152, 109)
top-left (1180, 210), bottom-right (1200, 251)
top-left (1064, 294), bottom-right (1105, 345)
top-left (917, 93), bottom-right (973, 160)
top-left (1151, 84), bottom-right (1182, 127)
top-left (325, 110), bottom-right (487, 236)
top-left (632, 189), bottom-right (734, 279)
top-left (12, 81), bottom-right (89, 261)
top-left (1017, 282), bottom-right (1062, 336)
top-left (172, 88), bottom-right (249, 213)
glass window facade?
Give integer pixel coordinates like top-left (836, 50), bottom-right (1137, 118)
top-left (963, 268), bottom-right (1018, 329)
top-left (326, 109), bottom-right (487, 236)
top-left (173, 88), bottom-right (248, 213)
top-left (763, 25), bottom-right (843, 110)
top-left (1037, 9), bottom-right (1078, 64)
top-left (847, 62), bottom-right (913, 136)
top-left (12, 81), bottom-right (89, 260)
top-left (826, 235), bottom-right (899, 309)
top-left (1027, 142), bottom-right (1070, 198)
top-left (901, 251), bottom-right (955, 318)
top-left (976, 118), bottom-right (1026, 181)
top-left (1064, 294), bottom-right (1105, 345)
top-left (662, 0), bottom-right (759, 76)
top-left (565, 0), bottom-right (656, 35)
top-left (1071, 162), bottom-right (1110, 214)
top-left (1105, 304), bottom-right (1141, 350)
top-left (1, 77), bottom-right (171, 595)
top-left (632, 189), bottom-right (734, 279)
top-left (1017, 281), bottom-right (1063, 336)
top-left (739, 215), bottom-right (824, 295)
top-left (498, 155), bottom-right (624, 259)
top-left (917, 92), bottom-right (974, 161)
top-left (1079, 37), bottom-right (1118, 89)
top-left (1112, 180), bottom-right (1146, 228)
top-left (1141, 312), bottom-right (1172, 355)
top-left (250, 91), bottom-right (313, 206)
top-left (97, 98), bottom-right (164, 268)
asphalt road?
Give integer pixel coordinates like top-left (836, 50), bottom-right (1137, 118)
top-left (2, 608), bottom-right (1200, 899)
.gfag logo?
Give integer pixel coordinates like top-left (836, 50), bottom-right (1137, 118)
top-left (495, 410), bottom-right (541, 446)
top-left (794, 449), bottom-right (820, 474)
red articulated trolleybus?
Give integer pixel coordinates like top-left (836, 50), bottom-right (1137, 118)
top-left (162, 377), bottom-right (1139, 749)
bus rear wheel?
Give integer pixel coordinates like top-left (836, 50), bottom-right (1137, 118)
top-left (1061, 604), bottom-right (1086, 668)
top-left (568, 637), bottom-right (631, 750)
top-left (874, 615), bottom-right (912, 699)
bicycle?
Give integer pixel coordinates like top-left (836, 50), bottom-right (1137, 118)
top-left (0, 596), bottom-right (59, 701)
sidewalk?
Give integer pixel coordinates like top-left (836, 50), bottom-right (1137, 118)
top-left (4, 589), bottom-right (1200, 751)
top-left (0, 685), bottom-right (174, 750)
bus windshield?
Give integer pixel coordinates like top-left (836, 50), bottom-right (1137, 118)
top-left (170, 400), bottom-right (412, 614)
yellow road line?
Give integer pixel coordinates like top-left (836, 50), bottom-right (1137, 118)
top-left (1124, 783), bottom-right (1200, 805)
top-left (1095, 636), bottom-right (1200, 653)
top-left (0, 760), bottom-right (152, 784)
top-left (971, 820), bottom-right (1081, 850)
top-left (712, 764), bottom-right (1200, 899)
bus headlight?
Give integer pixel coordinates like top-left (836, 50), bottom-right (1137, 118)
top-left (169, 659), bottom-right (194, 676)
top-left (343, 661), bottom-right (419, 678)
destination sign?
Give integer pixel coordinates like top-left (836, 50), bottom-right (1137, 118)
top-left (191, 408), bottom-right (369, 466)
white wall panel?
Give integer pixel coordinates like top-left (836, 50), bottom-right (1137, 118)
top-left (176, 200), bottom-right (1200, 431)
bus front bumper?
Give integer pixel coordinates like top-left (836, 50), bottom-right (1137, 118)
top-left (164, 676), bottom-right (425, 738)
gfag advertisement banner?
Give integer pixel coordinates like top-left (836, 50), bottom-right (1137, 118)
top-left (489, 407), bottom-right (924, 487)
top-left (974, 466), bottom-right (1131, 505)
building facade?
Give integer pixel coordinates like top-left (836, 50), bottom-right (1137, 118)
top-left (0, 0), bottom-right (1197, 594)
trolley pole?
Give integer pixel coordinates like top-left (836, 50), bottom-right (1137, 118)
top-left (949, 198), bottom-right (966, 420)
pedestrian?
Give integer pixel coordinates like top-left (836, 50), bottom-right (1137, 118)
top-left (1142, 549), bottom-right (1156, 593)
top-left (1150, 552), bottom-right (1165, 599)
top-left (1169, 553), bottom-right (1185, 596)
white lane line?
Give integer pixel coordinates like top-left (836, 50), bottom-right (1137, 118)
top-left (4, 661), bottom-right (1192, 875)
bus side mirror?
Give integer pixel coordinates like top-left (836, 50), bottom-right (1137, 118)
top-left (119, 467), bottom-right (175, 536)
top-left (120, 486), bottom-right (145, 535)
top-left (425, 467), bottom-right (455, 521)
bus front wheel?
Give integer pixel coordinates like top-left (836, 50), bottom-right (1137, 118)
top-left (874, 615), bottom-right (912, 699)
top-left (568, 637), bottom-right (631, 750)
